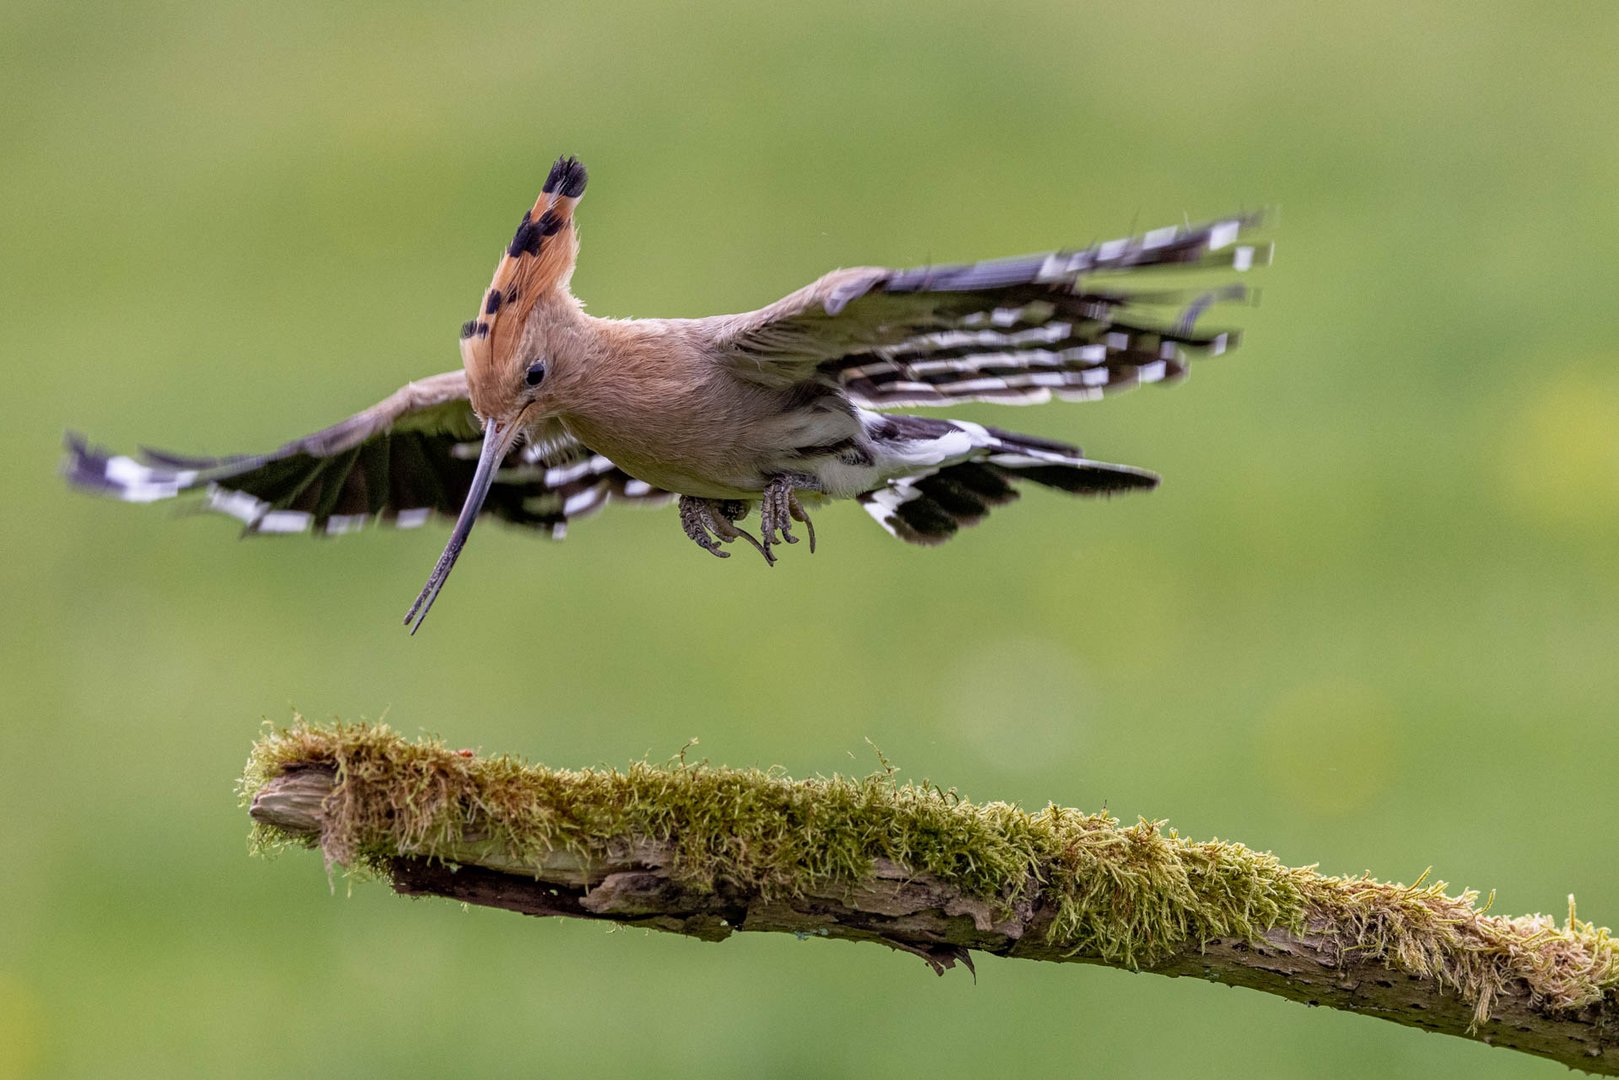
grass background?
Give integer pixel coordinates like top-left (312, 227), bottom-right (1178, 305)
top-left (4, 1), bottom-right (1618, 1075)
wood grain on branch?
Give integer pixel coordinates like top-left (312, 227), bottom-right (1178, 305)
top-left (244, 721), bottom-right (1619, 1075)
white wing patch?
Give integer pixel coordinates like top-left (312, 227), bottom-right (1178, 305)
top-left (103, 456), bottom-right (198, 502)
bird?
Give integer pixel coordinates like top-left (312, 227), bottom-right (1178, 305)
top-left (64, 154), bottom-right (1269, 632)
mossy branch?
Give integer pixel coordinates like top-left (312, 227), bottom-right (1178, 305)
top-left (243, 720), bottom-right (1619, 1073)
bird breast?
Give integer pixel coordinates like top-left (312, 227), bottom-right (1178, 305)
top-left (555, 352), bottom-right (870, 500)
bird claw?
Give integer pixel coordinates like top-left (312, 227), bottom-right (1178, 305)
top-left (759, 475), bottom-right (816, 561)
top-left (679, 496), bottom-right (769, 562)
top-left (789, 491), bottom-right (816, 554)
top-left (678, 481), bottom-right (816, 566)
top-left (679, 496), bottom-right (730, 558)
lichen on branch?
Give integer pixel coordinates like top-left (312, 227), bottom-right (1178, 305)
top-left (242, 718), bottom-right (1619, 1075)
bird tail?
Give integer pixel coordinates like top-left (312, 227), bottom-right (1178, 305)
top-left (856, 417), bottom-right (1156, 545)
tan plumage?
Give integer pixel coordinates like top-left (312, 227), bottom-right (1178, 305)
top-left (64, 154), bottom-right (1270, 631)
top-left (460, 156), bottom-right (586, 417)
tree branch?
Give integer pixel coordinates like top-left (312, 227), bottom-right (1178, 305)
top-left (243, 720), bottom-right (1619, 1074)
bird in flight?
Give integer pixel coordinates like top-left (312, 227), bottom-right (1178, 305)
top-left (64, 155), bottom-right (1269, 632)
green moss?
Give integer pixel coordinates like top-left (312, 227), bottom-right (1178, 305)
top-left (242, 718), bottom-right (1619, 1023)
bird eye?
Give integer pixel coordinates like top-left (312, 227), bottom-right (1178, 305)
top-left (524, 360), bottom-right (547, 387)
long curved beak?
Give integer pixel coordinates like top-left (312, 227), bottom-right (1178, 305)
top-left (402, 418), bottom-right (523, 634)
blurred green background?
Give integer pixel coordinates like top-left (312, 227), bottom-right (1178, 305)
top-left (4, 1), bottom-right (1618, 1075)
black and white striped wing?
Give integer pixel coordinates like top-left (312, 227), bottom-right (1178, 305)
top-left (63, 369), bottom-right (672, 539)
top-left (724, 215), bottom-right (1269, 408)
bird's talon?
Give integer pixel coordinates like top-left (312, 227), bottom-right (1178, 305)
top-left (788, 494), bottom-right (818, 554)
top-left (730, 525), bottom-right (770, 562)
top-left (750, 474), bottom-right (815, 559)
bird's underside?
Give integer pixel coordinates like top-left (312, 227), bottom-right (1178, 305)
top-left (64, 165), bottom-right (1268, 627)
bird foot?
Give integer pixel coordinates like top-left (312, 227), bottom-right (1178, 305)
top-left (760, 475), bottom-right (817, 560)
top-left (679, 496), bottom-right (769, 562)
top-left (678, 480), bottom-right (817, 566)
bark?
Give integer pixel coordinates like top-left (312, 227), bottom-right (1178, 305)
top-left (251, 766), bottom-right (1619, 1074)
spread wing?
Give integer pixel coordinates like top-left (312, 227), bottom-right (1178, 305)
top-left (721, 215), bottom-right (1269, 408)
top-left (63, 369), bottom-right (671, 539)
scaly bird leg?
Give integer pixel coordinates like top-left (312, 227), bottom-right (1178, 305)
top-left (678, 495), bottom-right (770, 563)
top-left (759, 474), bottom-right (818, 561)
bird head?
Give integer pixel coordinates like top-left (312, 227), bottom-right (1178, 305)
top-left (404, 155), bottom-right (588, 633)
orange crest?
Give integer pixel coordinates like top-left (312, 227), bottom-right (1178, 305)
top-left (458, 155), bottom-right (588, 401)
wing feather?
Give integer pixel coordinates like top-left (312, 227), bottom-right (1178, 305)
top-left (63, 368), bottom-right (670, 539)
top-left (721, 214), bottom-right (1269, 408)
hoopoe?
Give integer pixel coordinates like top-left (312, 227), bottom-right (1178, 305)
top-left (64, 155), bottom-right (1269, 632)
